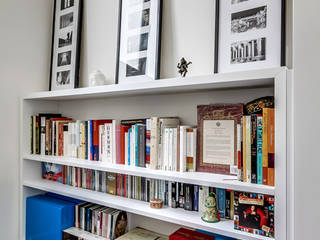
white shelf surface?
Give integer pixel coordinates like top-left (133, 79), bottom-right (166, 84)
top-left (24, 154), bottom-right (275, 195)
top-left (23, 179), bottom-right (272, 240)
top-left (23, 68), bottom-right (284, 101)
top-left (64, 227), bottom-right (108, 240)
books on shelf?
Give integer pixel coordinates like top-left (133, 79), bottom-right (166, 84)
top-left (31, 96), bottom-right (275, 187)
top-left (41, 163), bottom-right (253, 219)
top-left (74, 202), bottom-right (128, 240)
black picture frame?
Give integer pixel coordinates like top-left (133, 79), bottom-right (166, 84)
top-left (116, 0), bottom-right (163, 84)
top-left (214, 0), bottom-right (286, 73)
top-left (49, 0), bottom-right (83, 91)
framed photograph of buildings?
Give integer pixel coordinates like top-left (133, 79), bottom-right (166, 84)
top-left (116, 0), bottom-right (162, 84)
top-left (49, 0), bottom-right (82, 91)
top-left (214, 0), bottom-right (285, 73)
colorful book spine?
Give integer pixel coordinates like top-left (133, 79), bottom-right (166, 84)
top-left (257, 116), bottom-right (263, 184)
top-left (145, 118), bottom-right (151, 166)
top-left (245, 116), bottom-right (251, 183)
top-left (217, 188), bottom-right (226, 218)
top-left (268, 109), bottom-right (275, 186)
top-left (237, 123), bottom-right (242, 181)
top-left (262, 109), bottom-right (269, 185)
top-left (90, 120), bottom-right (93, 160)
top-left (251, 115), bottom-right (257, 184)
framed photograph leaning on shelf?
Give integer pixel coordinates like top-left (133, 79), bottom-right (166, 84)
top-left (116, 0), bottom-right (162, 84)
top-left (49, 0), bottom-right (83, 91)
top-left (214, 0), bottom-right (285, 73)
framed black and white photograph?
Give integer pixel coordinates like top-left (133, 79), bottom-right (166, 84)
top-left (50, 0), bottom-right (82, 91)
top-left (116, 0), bottom-right (162, 84)
top-left (214, 0), bottom-right (285, 73)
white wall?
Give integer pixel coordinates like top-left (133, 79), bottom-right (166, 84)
top-left (0, 0), bottom-right (53, 238)
top-left (292, 0), bottom-right (320, 239)
top-left (79, 0), bottom-right (215, 86)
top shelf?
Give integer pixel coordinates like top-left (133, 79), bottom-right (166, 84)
top-left (24, 68), bottom-right (285, 101)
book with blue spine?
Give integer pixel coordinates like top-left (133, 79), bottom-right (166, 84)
top-left (90, 120), bottom-right (93, 160)
top-left (257, 116), bottom-right (263, 184)
top-left (217, 188), bottom-right (226, 218)
top-left (193, 185), bottom-right (199, 211)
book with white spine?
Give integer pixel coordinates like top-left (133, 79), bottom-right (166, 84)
top-left (173, 128), bottom-right (178, 171)
top-left (179, 126), bottom-right (191, 173)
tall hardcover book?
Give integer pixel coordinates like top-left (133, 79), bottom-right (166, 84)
top-left (197, 104), bottom-right (244, 175)
top-left (217, 188), bottom-right (226, 218)
top-left (186, 127), bottom-right (197, 172)
top-left (92, 120), bottom-right (113, 161)
top-left (251, 115), bottom-right (258, 184)
top-left (245, 116), bottom-right (251, 183)
top-left (262, 108), bottom-right (275, 186)
top-left (184, 184), bottom-right (194, 211)
top-left (120, 126), bottom-right (131, 165)
top-left (193, 185), bottom-right (199, 211)
top-left (137, 124), bottom-right (146, 167)
top-left (257, 116), bottom-right (263, 184)
top-left (267, 109), bottom-right (275, 186)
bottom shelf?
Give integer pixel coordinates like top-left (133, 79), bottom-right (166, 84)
top-left (64, 227), bottom-right (107, 240)
top-left (23, 179), bottom-right (271, 240)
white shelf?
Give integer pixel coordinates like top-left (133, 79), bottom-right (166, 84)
top-left (23, 68), bottom-right (284, 101)
top-left (24, 154), bottom-right (275, 195)
top-left (64, 227), bottom-right (108, 240)
top-left (24, 179), bottom-right (272, 240)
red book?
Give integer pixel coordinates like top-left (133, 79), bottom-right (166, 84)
top-left (58, 122), bottom-right (65, 156)
top-left (123, 175), bottom-right (127, 197)
top-left (116, 173), bottom-right (122, 196)
top-left (92, 120), bottom-right (113, 161)
top-left (120, 126), bottom-right (131, 165)
top-left (169, 228), bottom-right (215, 240)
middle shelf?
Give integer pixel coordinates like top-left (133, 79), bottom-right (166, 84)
top-left (23, 179), bottom-right (272, 240)
top-left (23, 154), bottom-right (275, 195)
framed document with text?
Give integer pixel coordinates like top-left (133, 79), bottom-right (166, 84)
top-left (197, 104), bottom-right (244, 175)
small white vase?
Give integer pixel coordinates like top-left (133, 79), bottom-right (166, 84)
top-left (89, 70), bottom-right (110, 87)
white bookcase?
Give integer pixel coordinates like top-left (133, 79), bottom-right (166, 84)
top-left (20, 67), bottom-right (289, 240)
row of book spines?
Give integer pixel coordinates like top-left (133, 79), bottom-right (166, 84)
top-left (31, 116), bottom-right (151, 166)
top-left (75, 202), bottom-right (125, 239)
top-left (241, 108), bottom-right (274, 186)
top-left (49, 164), bottom-right (237, 217)
top-left (32, 115), bottom-right (197, 173)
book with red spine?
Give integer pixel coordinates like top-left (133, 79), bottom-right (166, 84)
top-left (116, 173), bottom-right (122, 196)
top-left (169, 228), bottom-right (215, 240)
top-left (50, 117), bottom-right (72, 156)
top-left (92, 120), bottom-right (113, 161)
